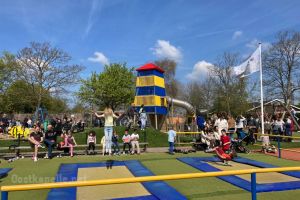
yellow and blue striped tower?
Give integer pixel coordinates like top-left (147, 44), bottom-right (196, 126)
top-left (134, 63), bottom-right (167, 129)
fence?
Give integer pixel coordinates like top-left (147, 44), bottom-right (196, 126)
top-left (254, 133), bottom-right (300, 159)
top-left (1, 166), bottom-right (300, 200)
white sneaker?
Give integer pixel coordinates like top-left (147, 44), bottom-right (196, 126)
top-left (34, 157), bottom-right (38, 162)
top-left (44, 154), bottom-right (49, 159)
top-left (123, 152), bottom-right (125, 155)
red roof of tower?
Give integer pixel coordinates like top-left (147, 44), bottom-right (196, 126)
top-left (136, 63), bottom-right (165, 73)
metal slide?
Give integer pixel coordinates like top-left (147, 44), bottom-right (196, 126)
top-left (167, 96), bottom-right (195, 115)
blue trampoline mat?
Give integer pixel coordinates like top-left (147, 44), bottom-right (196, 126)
top-left (47, 160), bottom-right (186, 200)
top-left (0, 168), bottom-right (12, 178)
top-left (177, 157), bottom-right (300, 193)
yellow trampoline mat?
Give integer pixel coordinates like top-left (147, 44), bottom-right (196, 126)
top-left (208, 161), bottom-right (299, 184)
top-left (77, 166), bottom-right (151, 200)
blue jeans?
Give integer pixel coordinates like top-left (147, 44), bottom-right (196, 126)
top-left (112, 142), bottom-right (120, 153)
top-left (44, 139), bottom-right (56, 158)
top-left (169, 142), bottom-right (174, 154)
top-left (104, 126), bottom-right (113, 153)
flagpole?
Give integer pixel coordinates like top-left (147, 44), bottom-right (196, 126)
top-left (259, 43), bottom-right (265, 135)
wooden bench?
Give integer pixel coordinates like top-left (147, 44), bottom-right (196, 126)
top-left (0, 142), bottom-right (149, 158)
top-left (76, 142), bottom-right (149, 152)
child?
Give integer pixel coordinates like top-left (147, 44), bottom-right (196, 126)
top-left (202, 129), bottom-right (216, 152)
top-left (262, 135), bottom-right (277, 153)
top-left (167, 126), bottom-right (176, 155)
top-left (215, 129), bottom-right (234, 165)
top-left (87, 130), bottom-right (96, 154)
top-left (63, 131), bottom-right (77, 157)
top-left (112, 131), bottom-right (120, 155)
top-left (139, 105), bottom-right (147, 131)
top-left (122, 130), bottom-right (131, 154)
top-left (130, 129), bottom-right (140, 155)
top-left (101, 135), bottom-right (106, 156)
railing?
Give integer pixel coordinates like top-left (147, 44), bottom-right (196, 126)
top-left (1, 167), bottom-right (300, 200)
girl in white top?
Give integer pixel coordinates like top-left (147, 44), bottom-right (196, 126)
top-left (95, 107), bottom-right (118, 155)
top-left (131, 130), bottom-right (140, 154)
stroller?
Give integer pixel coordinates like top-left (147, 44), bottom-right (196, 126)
top-left (231, 130), bottom-right (253, 154)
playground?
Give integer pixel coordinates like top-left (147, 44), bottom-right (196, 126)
top-left (1, 62), bottom-right (300, 200)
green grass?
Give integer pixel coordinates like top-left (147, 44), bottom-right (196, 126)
top-left (1, 152), bottom-right (300, 200)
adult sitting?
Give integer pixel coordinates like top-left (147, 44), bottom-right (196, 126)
top-left (44, 125), bottom-right (58, 159)
top-left (28, 126), bottom-right (44, 162)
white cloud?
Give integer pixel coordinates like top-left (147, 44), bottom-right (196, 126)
top-left (186, 60), bottom-right (214, 81)
top-left (232, 31), bottom-right (243, 40)
top-left (246, 38), bottom-right (272, 51)
top-left (152, 40), bottom-right (182, 62)
top-left (88, 52), bottom-right (109, 65)
top-left (83, 0), bottom-right (103, 38)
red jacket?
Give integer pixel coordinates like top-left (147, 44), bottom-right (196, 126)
top-left (221, 135), bottom-right (231, 151)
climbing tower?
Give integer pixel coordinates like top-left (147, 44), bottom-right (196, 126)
top-left (134, 63), bottom-right (167, 129)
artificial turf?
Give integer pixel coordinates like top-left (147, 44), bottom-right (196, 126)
top-left (0, 152), bottom-right (300, 200)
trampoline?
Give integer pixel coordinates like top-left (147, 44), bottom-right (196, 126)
top-left (178, 157), bottom-right (300, 193)
top-left (0, 168), bottom-right (12, 179)
top-left (47, 160), bottom-right (186, 200)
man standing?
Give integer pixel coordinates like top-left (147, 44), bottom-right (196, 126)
top-left (167, 126), bottom-right (176, 155)
top-left (44, 125), bottom-right (57, 159)
top-left (196, 114), bottom-right (206, 132)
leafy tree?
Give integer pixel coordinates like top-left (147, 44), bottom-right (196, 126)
top-left (2, 80), bottom-right (68, 113)
top-left (71, 102), bottom-right (87, 113)
top-left (15, 42), bottom-right (84, 109)
top-left (78, 63), bottom-right (135, 110)
top-left (0, 52), bottom-right (16, 110)
top-left (0, 52), bottom-right (16, 93)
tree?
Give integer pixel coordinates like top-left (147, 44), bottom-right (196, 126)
top-left (155, 59), bottom-right (179, 97)
top-left (15, 42), bottom-right (84, 109)
top-left (2, 80), bottom-right (68, 113)
top-left (0, 52), bottom-right (16, 93)
top-left (183, 78), bottom-right (214, 112)
top-left (263, 31), bottom-right (300, 107)
top-left (78, 63), bottom-right (135, 110)
top-left (210, 52), bottom-right (249, 115)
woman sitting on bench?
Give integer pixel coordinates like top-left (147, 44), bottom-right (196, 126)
top-left (28, 126), bottom-right (44, 162)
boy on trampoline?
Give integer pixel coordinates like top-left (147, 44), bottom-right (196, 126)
top-left (215, 129), bottom-right (236, 166)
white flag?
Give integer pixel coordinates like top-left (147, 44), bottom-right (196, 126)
top-left (232, 46), bottom-right (260, 77)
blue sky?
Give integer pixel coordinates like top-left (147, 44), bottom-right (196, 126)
top-left (1, 0), bottom-right (300, 87)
